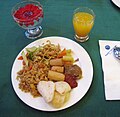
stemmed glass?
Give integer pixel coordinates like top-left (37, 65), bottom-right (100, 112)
top-left (12, 0), bottom-right (44, 39)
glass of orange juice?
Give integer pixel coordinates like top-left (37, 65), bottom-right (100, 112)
top-left (73, 7), bottom-right (95, 42)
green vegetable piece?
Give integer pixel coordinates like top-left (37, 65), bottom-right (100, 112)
top-left (66, 49), bottom-right (71, 53)
top-left (66, 49), bottom-right (72, 56)
top-left (26, 46), bottom-right (37, 53)
top-left (28, 52), bottom-right (34, 60)
top-left (21, 51), bottom-right (28, 66)
top-left (62, 55), bottom-right (74, 62)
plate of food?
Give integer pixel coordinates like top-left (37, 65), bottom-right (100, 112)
top-left (11, 36), bottom-right (93, 111)
top-left (111, 0), bottom-right (120, 8)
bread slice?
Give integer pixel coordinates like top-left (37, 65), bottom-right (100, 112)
top-left (55, 81), bottom-right (71, 95)
top-left (37, 81), bottom-right (55, 103)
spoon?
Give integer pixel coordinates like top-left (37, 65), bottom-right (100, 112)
top-left (113, 46), bottom-right (120, 60)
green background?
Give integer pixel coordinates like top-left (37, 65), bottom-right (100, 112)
top-left (0, 0), bottom-right (120, 117)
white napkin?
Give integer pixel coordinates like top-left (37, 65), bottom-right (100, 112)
top-left (99, 40), bottom-right (120, 100)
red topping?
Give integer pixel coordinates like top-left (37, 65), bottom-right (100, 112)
top-left (18, 56), bottom-right (23, 60)
top-left (13, 4), bottom-right (43, 27)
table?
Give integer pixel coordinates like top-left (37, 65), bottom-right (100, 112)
top-left (0, 0), bottom-right (120, 117)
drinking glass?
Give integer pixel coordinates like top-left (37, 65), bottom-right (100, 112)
top-left (12, 0), bottom-right (44, 39)
top-left (73, 7), bottom-right (95, 42)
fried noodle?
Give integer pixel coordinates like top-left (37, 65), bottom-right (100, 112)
top-left (17, 40), bottom-right (61, 97)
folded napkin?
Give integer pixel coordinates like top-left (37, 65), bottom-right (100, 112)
top-left (99, 40), bottom-right (120, 100)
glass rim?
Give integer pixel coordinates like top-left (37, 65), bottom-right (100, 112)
top-left (11, 0), bottom-right (43, 22)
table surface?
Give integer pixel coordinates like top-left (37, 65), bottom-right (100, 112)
top-left (0, 0), bottom-right (120, 117)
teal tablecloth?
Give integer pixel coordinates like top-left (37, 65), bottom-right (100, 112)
top-left (0, 0), bottom-right (120, 117)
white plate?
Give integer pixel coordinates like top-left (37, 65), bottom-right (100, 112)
top-left (11, 36), bottom-right (93, 111)
top-left (111, 0), bottom-right (120, 8)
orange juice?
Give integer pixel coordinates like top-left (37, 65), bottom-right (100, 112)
top-left (73, 12), bottom-right (94, 37)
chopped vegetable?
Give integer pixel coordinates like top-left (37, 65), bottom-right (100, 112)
top-left (22, 60), bottom-right (26, 65)
top-left (21, 51), bottom-right (28, 66)
top-left (57, 48), bottom-right (66, 58)
top-left (18, 56), bottom-right (23, 60)
top-left (62, 55), bottom-right (74, 62)
top-left (66, 49), bottom-right (72, 56)
top-left (28, 52), bottom-right (34, 60)
top-left (74, 58), bottom-right (79, 62)
top-left (26, 46), bottom-right (37, 53)
top-left (63, 61), bottom-right (73, 65)
top-left (29, 65), bottom-right (33, 70)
